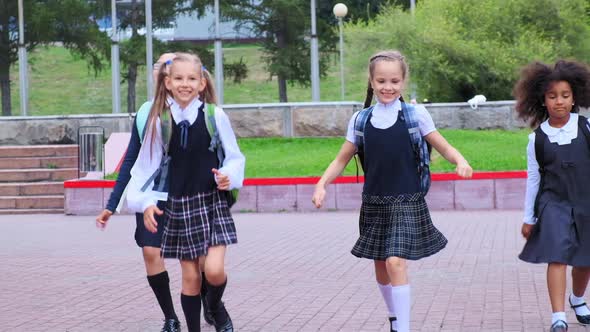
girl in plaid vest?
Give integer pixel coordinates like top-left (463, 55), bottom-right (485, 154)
top-left (134, 52), bottom-right (245, 332)
top-left (515, 60), bottom-right (590, 332)
top-left (312, 50), bottom-right (472, 332)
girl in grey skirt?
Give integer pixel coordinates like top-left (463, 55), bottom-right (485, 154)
top-left (135, 52), bottom-right (245, 332)
top-left (312, 50), bottom-right (472, 332)
top-left (515, 60), bottom-right (590, 332)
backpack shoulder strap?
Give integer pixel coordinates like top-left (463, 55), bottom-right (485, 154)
top-left (135, 101), bottom-right (153, 144)
top-left (401, 102), bottom-right (432, 193)
top-left (578, 114), bottom-right (590, 146)
top-left (354, 106), bottom-right (374, 151)
top-left (204, 103), bottom-right (225, 165)
top-left (534, 126), bottom-right (545, 172)
top-left (204, 103), bottom-right (217, 139)
top-left (401, 103), bottom-right (426, 148)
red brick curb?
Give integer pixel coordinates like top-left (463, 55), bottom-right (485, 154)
top-left (64, 171), bottom-right (526, 215)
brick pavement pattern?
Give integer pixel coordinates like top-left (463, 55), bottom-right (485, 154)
top-left (1, 210), bottom-right (590, 332)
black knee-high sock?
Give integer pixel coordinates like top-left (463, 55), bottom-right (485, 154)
top-left (206, 278), bottom-right (228, 323)
top-left (181, 293), bottom-right (201, 332)
top-left (147, 271), bottom-right (178, 320)
top-left (200, 272), bottom-right (208, 300)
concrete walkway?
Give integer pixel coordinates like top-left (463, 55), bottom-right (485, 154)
top-left (1, 210), bottom-right (589, 332)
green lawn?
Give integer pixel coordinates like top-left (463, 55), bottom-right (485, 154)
top-left (9, 45), bottom-right (366, 116)
top-left (104, 130), bottom-right (528, 180)
top-left (239, 129), bottom-right (528, 178)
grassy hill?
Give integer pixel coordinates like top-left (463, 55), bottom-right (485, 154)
top-left (9, 45), bottom-right (367, 116)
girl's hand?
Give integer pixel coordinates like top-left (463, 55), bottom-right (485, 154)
top-left (312, 186), bottom-right (326, 208)
top-left (95, 209), bottom-right (113, 230)
top-left (521, 223), bottom-right (534, 239)
top-left (455, 161), bottom-right (473, 179)
top-left (143, 205), bottom-right (163, 234)
top-left (212, 168), bottom-right (230, 190)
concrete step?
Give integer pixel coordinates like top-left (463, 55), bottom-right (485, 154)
top-left (0, 208), bottom-right (64, 215)
top-left (0, 168), bottom-right (78, 182)
top-left (0, 145), bottom-right (78, 158)
top-left (0, 156), bottom-right (77, 170)
top-left (0, 182), bottom-right (64, 196)
top-left (0, 195), bottom-right (64, 209)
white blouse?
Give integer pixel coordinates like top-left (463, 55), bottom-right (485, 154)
top-left (345, 98), bottom-right (437, 145)
top-left (523, 113), bottom-right (589, 224)
top-left (127, 99), bottom-right (245, 213)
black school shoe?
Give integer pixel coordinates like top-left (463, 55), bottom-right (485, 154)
top-left (569, 297), bottom-right (590, 324)
top-left (161, 318), bottom-right (181, 332)
top-left (388, 316), bottom-right (397, 332)
top-left (550, 320), bottom-right (568, 332)
top-left (212, 303), bottom-right (233, 332)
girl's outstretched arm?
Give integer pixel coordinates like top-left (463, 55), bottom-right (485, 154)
top-left (425, 131), bottom-right (473, 178)
top-left (312, 141), bottom-right (357, 208)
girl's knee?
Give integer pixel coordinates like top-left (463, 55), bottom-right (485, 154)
top-left (142, 247), bottom-right (162, 265)
top-left (181, 270), bottom-right (201, 294)
top-left (385, 257), bottom-right (407, 272)
top-left (204, 266), bottom-right (225, 285)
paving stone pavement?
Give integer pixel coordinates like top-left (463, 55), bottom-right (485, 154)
top-left (1, 210), bottom-right (590, 332)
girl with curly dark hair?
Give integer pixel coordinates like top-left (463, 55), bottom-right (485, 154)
top-left (514, 59), bottom-right (590, 332)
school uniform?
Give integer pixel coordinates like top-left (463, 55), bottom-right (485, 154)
top-left (519, 113), bottom-right (590, 266)
top-left (128, 98), bottom-right (245, 260)
top-left (345, 99), bottom-right (447, 261)
top-left (105, 102), bottom-right (166, 248)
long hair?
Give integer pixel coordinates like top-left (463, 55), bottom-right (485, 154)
top-left (513, 59), bottom-right (590, 128)
top-left (200, 67), bottom-right (217, 104)
top-left (363, 50), bottom-right (409, 108)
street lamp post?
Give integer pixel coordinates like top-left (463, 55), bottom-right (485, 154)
top-left (333, 3), bottom-right (347, 101)
top-left (18, 0), bottom-right (28, 116)
top-left (214, 0), bottom-right (224, 105)
top-left (111, 0), bottom-right (121, 113)
top-left (310, 0), bottom-right (320, 102)
top-left (146, 0), bottom-right (154, 101)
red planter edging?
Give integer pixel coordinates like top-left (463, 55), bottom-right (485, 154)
top-left (64, 171), bottom-right (527, 188)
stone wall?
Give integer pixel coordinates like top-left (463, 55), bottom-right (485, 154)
top-left (3, 101), bottom-right (589, 145)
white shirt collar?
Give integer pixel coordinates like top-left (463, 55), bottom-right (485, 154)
top-left (540, 113), bottom-right (578, 137)
top-left (168, 97), bottom-right (203, 125)
top-left (374, 98), bottom-right (401, 112)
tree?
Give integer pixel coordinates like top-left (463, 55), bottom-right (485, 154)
top-left (92, 0), bottom-right (206, 114)
top-left (223, 0), bottom-right (337, 102)
top-left (0, 0), bottom-right (108, 116)
top-left (347, 0), bottom-right (590, 102)
top-left (317, 0), bottom-right (413, 24)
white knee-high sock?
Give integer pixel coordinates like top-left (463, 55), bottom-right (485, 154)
top-left (378, 283), bottom-right (396, 330)
top-left (378, 283), bottom-right (396, 317)
top-left (391, 284), bottom-right (410, 332)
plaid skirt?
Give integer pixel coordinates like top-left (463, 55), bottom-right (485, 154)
top-left (351, 194), bottom-right (447, 261)
top-left (161, 190), bottom-right (237, 260)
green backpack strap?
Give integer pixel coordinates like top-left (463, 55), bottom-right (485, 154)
top-left (204, 103), bottom-right (239, 207)
top-left (135, 101), bottom-right (153, 144)
top-left (204, 103), bottom-right (225, 164)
